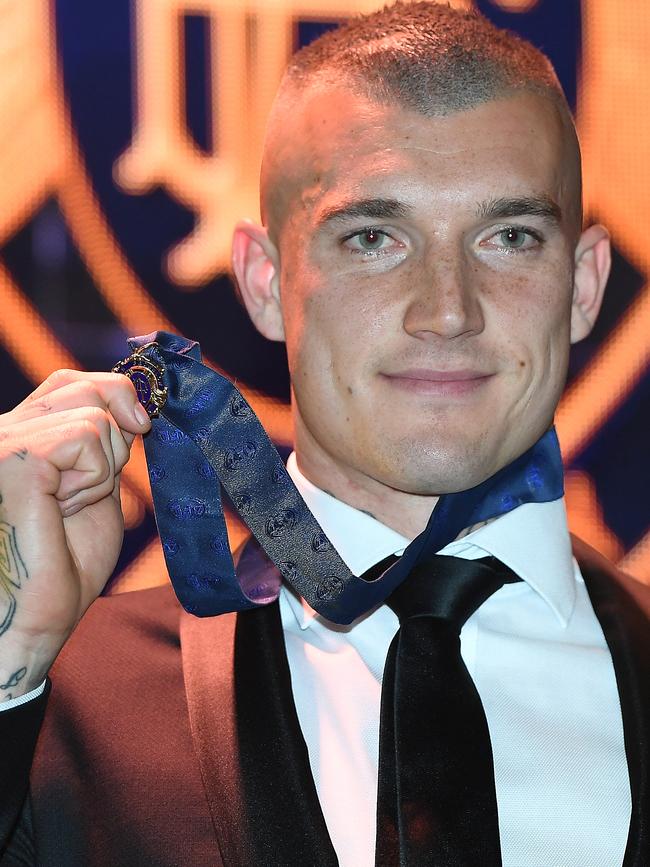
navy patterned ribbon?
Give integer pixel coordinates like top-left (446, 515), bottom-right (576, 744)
top-left (115, 331), bottom-right (564, 625)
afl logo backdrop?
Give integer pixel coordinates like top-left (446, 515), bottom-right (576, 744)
top-left (0, 0), bottom-right (647, 589)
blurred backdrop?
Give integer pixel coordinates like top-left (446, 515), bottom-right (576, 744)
top-left (0, 0), bottom-right (648, 591)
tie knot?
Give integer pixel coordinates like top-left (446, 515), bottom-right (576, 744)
top-left (387, 555), bottom-right (520, 628)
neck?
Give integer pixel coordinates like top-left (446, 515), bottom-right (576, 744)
top-left (293, 443), bottom-right (438, 540)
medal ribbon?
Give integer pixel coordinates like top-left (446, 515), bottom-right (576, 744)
top-left (114, 331), bottom-right (563, 624)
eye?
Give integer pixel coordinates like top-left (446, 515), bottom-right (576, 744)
top-left (342, 227), bottom-right (403, 254)
top-left (483, 226), bottom-right (543, 252)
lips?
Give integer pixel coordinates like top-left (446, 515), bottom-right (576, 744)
top-left (381, 368), bottom-right (494, 396)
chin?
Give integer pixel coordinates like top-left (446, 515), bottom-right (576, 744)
top-left (367, 437), bottom-right (502, 496)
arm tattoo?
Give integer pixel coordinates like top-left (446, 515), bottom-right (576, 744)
top-left (0, 666), bottom-right (27, 703)
top-left (1, 666), bottom-right (27, 690)
top-left (11, 448), bottom-right (27, 461)
top-left (0, 521), bottom-right (28, 637)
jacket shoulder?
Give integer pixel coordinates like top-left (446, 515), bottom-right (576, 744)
top-left (572, 535), bottom-right (650, 618)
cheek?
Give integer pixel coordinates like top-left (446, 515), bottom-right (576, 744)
top-left (281, 258), bottom-right (389, 368)
top-left (488, 270), bottom-right (573, 413)
top-left (278, 248), bottom-right (319, 366)
top-left (280, 278), bottom-right (348, 405)
top-left (485, 259), bottom-right (573, 343)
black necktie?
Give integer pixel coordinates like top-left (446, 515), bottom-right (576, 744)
top-left (376, 555), bottom-right (521, 867)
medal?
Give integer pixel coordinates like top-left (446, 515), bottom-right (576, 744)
top-left (112, 343), bottom-right (168, 419)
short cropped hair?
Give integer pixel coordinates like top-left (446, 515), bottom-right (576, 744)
top-left (284, 1), bottom-right (570, 119)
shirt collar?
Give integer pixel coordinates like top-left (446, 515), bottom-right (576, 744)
top-left (284, 452), bottom-right (576, 630)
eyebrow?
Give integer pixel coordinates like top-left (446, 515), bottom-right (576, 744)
top-left (315, 193), bottom-right (563, 231)
top-left (316, 197), bottom-right (412, 228)
top-left (476, 195), bottom-right (562, 225)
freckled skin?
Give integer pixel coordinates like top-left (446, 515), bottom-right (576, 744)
top-left (240, 86), bottom-right (608, 536)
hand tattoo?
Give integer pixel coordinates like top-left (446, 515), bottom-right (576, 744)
top-left (0, 521), bottom-right (28, 637)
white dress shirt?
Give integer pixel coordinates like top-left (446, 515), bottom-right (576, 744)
top-left (282, 453), bottom-right (631, 867)
top-left (2, 455), bottom-right (633, 866)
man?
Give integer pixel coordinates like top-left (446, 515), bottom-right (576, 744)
top-left (0, 3), bottom-right (647, 865)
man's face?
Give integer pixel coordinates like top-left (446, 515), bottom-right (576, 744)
top-left (259, 89), bottom-right (587, 497)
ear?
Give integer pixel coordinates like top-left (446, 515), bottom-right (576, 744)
top-left (570, 223), bottom-right (611, 344)
top-left (231, 220), bottom-right (285, 342)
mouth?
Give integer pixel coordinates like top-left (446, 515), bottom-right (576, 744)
top-left (380, 368), bottom-right (494, 396)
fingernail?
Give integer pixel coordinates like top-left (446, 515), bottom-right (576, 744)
top-left (134, 402), bottom-right (150, 426)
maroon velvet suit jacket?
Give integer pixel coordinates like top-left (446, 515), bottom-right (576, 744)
top-left (1, 538), bottom-right (649, 866)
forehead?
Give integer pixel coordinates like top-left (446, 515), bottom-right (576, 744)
top-left (265, 87), bottom-right (572, 227)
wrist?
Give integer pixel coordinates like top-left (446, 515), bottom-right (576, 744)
top-left (0, 633), bottom-right (65, 702)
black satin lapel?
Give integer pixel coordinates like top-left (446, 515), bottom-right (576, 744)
top-left (579, 556), bottom-right (650, 866)
top-left (182, 537), bottom-right (337, 866)
top-left (235, 598), bottom-right (339, 867)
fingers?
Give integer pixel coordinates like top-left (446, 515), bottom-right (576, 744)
top-left (49, 408), bottom-right (118, 509)
top-left (16, 370), bottom-right (151, 438)
top-left (9, 406), bottom-right (133, 482)
top-left (5, 405), bottom-right (130, 490)
top-left (0, 368), bottom-right (153, 519)
top-left (0, 408), bottom-right (119, 508)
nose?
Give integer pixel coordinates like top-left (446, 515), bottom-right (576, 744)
top-left (402, 253), bottom-right (484, 340)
